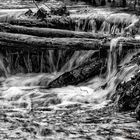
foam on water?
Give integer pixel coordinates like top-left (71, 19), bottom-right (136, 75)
top-left (0, 36), bottom-right (139, 113)
top-left (0, 8), bottom-right (139, 113)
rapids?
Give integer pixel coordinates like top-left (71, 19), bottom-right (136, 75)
top-left (0, 6), bottom-right (140, 140)
top-left (0, 36), bottom-right (140, 140)
top-left (0, 36), bottom-right (139, 114)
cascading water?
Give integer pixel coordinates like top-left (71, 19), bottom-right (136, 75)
top-left (0, 7), bottom-right (140, 140)
top-left (73, 11), bottom-right (139, 35)
top-left (0, 11), bottom-right (139, 108)
top-left (0, 37), bottom-right (139, 140)
top-left (0, 36), bottom-right (139, 110)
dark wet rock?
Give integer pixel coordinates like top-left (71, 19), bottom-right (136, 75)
top-left (114, 52), bottom-right (140, 121)
top-left (135, 102), bottom-right (140, 120)
top-left (36, 107), bottom-right (52, 111)
top-left (114, 71), bottom-right (140, 111)
top-left (24, 9), bottom-right (34, 17)
top-left (35, 8), bottom-right (48, 20)
top-left (55, 127), bottom-right (66, 133)
top-left (128, 52), bottom-right (140, 66)
top-left (29, 127), bottom-right (37, 135)
top-left (40, 128), bottom-right (53, 136)
top-left (83, 117), bottom-right (101, 123)
top-left (112, 53), bottom-right (140, 115)
top-left (64, 103), bottom-right (81, 109)
top-left (50, 2), bottom-right (69, 16)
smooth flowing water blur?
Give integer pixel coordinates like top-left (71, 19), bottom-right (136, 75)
top-left (72, 9), bottom-right (139, 34)
top-left (0, 7), bottom-right (140, 140)
top-left (0, 37), bottom-right (138, 108)
top-left (0, 36), bottom-right (139, 139)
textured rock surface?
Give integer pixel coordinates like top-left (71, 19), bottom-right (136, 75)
top-left (114, 53), bottom-right (140, 120)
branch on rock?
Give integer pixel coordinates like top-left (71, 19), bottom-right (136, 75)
top-left (44, 58), bottom-right (106, 89)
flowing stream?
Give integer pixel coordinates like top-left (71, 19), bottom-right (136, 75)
top-left (0, 7), bottom-right (140, 140)
top-left (0, 36), bottom-right (139, 140)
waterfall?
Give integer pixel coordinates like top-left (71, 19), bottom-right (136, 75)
top-left (0, 36), bottom-right (139, 113)
top-left (0, 8), bottom-right (139, 111)
top-left (73, 12), bottom-right (139, 36)
top-left (0, 7), bottom-right (139, 139)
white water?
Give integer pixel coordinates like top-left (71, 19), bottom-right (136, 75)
top-left (0, 6), bottom-right (139, 139)
top-left (0, 36), bottom-right (139, 114)
top-left (0, 7), bottom-right (139, 113)
top-left (72, 9), bottom-right (139, 35)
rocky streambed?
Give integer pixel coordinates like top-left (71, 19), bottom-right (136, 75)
top-left (0, 100), bottom-right (140, 140)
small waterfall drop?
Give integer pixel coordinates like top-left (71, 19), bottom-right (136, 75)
top-left (0, 8), bottom-right (139, 112)
top-left (0, 6), bottom-right (140, 139)
top-left (0, 36), bottom-right (139, 113)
